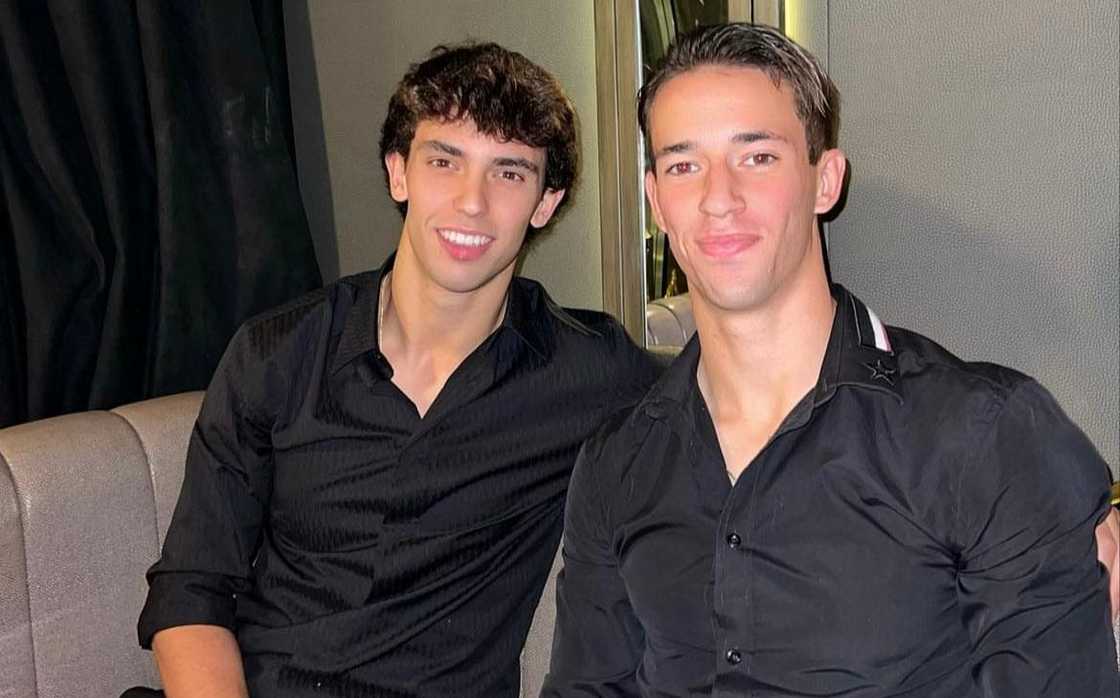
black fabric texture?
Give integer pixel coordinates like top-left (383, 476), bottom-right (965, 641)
top-left (0, 0), bottom-right (321, 427)
top-left (138, 256), bottom-right (663, 697)
top-left (544, 285), bottom-right (1119, 697)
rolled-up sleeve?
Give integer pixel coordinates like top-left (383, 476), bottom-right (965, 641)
top-left (955, 379), bottom-right (1119, 695)
top-left (137, 325), bottom-right (276, 648)
top-left (541, 436), bottom-right (645, 697)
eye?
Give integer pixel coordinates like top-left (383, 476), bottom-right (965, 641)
top-left (498, 170), bottom-right (526, 183)
top-left (428, 157), bottom-right (453, 168)
top-left (744, 153), bottom-right (778, 166)
top-left (664, 161), bottom-right (698, 176)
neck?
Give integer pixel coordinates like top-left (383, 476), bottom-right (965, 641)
top-left (694, 267), bottom-right (835, 426)
top-left (381, 239), bottom-right (511, 365)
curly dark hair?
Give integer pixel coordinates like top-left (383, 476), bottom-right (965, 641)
top-left (379, 42), bottom-right (579, 236)
top-left (638, 23), bottom-right (839, 165)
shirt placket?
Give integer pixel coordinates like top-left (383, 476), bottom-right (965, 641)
top-left (709, 394), bottom-right (816, 697)
top-left (711, 455), bottom-right (759, 698)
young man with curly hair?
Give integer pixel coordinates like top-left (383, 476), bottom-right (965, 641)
top-left (135, 43), bottom-right (658, 697)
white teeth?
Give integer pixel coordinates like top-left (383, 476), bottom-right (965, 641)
top-left (439, 229), bottom-right (490, 247)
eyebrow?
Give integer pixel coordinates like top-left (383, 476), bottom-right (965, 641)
top-left (418, 140), bottom-right (540, 175)
top-left (418, 139), bottom-right (463, 157)
top-left (653, 130), bottom-right (787, 159)
top-left (493, 156), bottom-right (540, 175)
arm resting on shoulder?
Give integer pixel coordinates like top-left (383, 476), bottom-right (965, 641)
top-left (1096, 507), bottom-right (1119, 620)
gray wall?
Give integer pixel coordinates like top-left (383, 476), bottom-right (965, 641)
top-left (827, 1), bottom-right (1119, 474)
top-left (284, 0), bottom-right (604, 310)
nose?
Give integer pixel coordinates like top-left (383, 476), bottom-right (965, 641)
top-left (454, 169), bottom-right (488, 217)
top-left (698, 162), bottom-right (744, 218)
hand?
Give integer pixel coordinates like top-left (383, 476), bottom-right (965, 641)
top-left (1096, 507), bottom-right (1119, 621)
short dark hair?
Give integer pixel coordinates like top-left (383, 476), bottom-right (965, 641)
top-left (638, 23), bottom-right (839, 164)
top-left (379, 42), bottom-right (579, 234)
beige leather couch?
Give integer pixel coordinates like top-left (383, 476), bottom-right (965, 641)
top-left (0, 391), bottom-right (559, 698)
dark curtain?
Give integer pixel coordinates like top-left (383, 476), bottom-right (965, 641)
top-left (0, 1), bottom-right (322, 428)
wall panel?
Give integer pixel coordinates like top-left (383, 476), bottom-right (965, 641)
top-left (827, 0), bottom-right (1119, 473)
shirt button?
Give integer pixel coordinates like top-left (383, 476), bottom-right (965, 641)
top-left (725, 648), bottom-right (742, 665)
top-left (726, 532), bottom-right (742, 549)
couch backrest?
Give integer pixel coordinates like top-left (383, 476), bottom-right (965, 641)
top-left (0, 392), bottom-right (203, 698)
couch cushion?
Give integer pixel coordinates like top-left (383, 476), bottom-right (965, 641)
top-left (0, 410), bottom-right (162, 697)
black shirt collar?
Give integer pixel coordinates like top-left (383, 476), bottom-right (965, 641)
top-left (330, 254), bottom-right (557, 376)
top-left (642, 284), bottom-right (903, 417)
top-left (812, 284), bottom-right (903, 405)
top-left (501, 274), bottom-right (559, 360)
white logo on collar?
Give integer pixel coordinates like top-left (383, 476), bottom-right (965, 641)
top-left (866, 306), bottom-right (892, 353)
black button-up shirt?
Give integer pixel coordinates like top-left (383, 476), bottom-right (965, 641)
top-left (544, 286), bottom-right (1118, 697)
top-left (138, 257), bottom-right (660, 697)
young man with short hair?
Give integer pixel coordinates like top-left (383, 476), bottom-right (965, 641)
top-left (544, 23), bottom-right (1119, 696)
top-left (137, 42), bottom-right (659, 697)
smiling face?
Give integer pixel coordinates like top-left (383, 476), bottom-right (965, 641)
top-left (385, 118), bottom-right (565, 296)
top-left (644, 65), bottom-right (845, 316)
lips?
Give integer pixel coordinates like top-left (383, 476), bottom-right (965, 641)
top-left (437, 227), bottom-right (493, 261)
top-left (695, 234), bottom-right (760, 259)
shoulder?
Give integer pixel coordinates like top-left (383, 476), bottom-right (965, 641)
top-left (887, 325), bottom-right (1036, 413)
top-left (856, 324), bottom-right (1110, 551)
top-left (233, 272), bottom-right (371, 362)
top-left (559, 305), bottom-right (642, 357)
top-left (887, 324), bottom-right (1109, 506)
top-left (510, 277), bottom-right (622, 343)
top-left (515, 278), bottom-right (664, 395)
top-left (885, 324), bottom-right (1076, 466)
top-left (214, 273), bottom-right (373, 404)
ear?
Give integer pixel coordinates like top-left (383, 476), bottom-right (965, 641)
top-left (644, 170), bottom-right (669, 233)
top-left (385, 152), bottom-right (409, 203)
top-left (813, 148), bottom-right (847, 215)
top-left (529, 188), bottom-right (566, 228)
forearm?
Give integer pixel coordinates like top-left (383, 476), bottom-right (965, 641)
top-left (1097, 507), bottom-right (1119, 620)
top-left (152, 625), bottom-right (249, 698)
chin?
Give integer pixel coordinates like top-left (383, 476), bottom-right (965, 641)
top-left (694, 281), bottom-right (771, 315)
top-left (431, 263), bottom-right (513, 295)
top-left (432, 274), bottom-right (493, 295)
